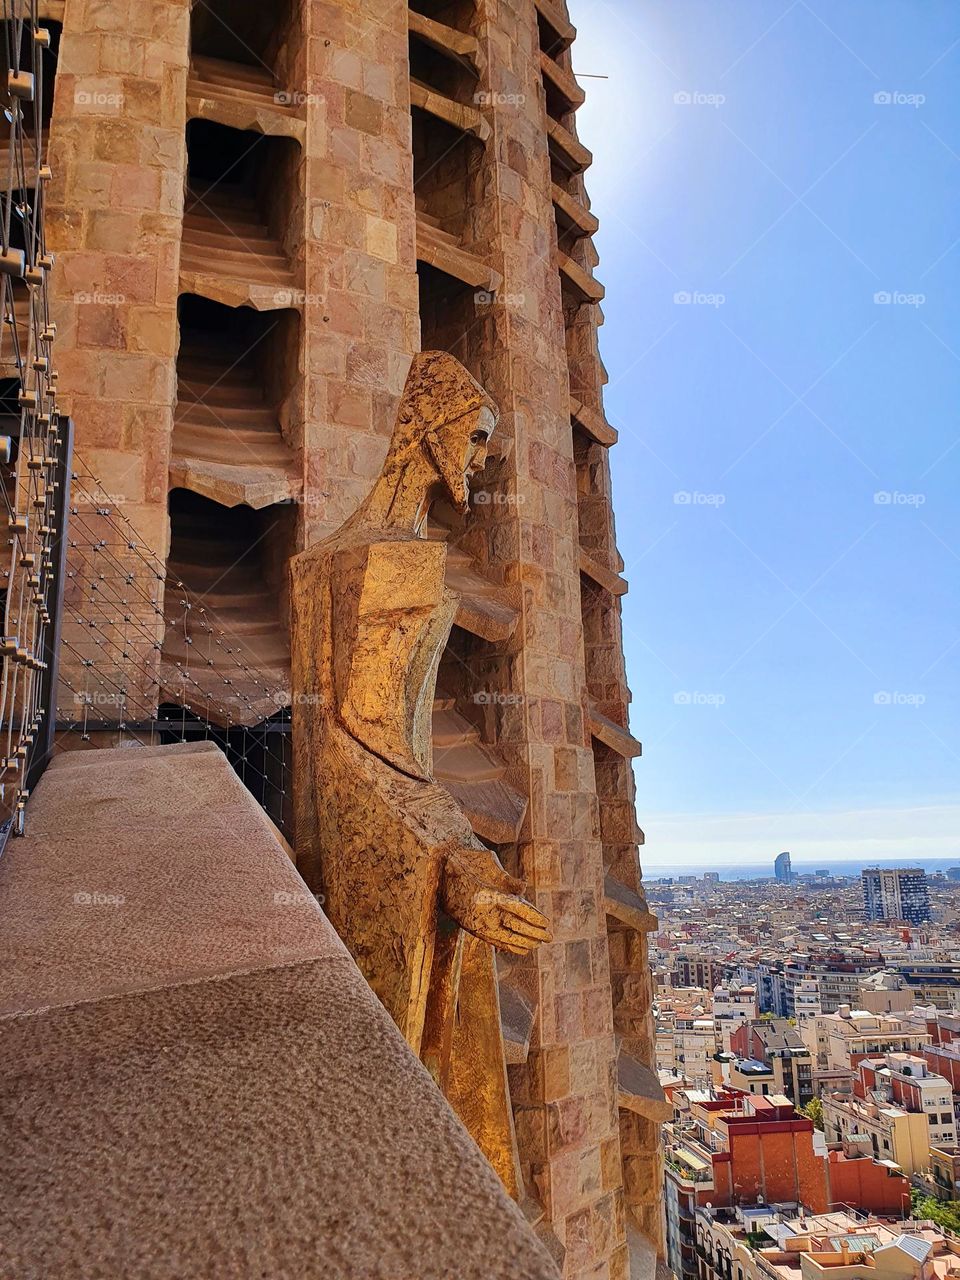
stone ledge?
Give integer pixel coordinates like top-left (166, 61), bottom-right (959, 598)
top-left (0, 741), bottom-right (560, 1279)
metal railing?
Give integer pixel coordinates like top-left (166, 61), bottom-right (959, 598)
top-left (0, 0), bottom-right (65, 851)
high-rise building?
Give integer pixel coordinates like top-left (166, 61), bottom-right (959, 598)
top-left (862, 867), bottom-right (931, 924)
top-left (41, 1), bottom-right (662, 1276)
top-left (774, 850), bottom-right (792, 883)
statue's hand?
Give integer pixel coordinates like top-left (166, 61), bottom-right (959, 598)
top-left (441, 847), bottom-right (552, 955)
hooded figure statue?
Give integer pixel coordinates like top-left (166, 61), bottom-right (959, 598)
top-left (290, 351), bottom-right (551, 1193)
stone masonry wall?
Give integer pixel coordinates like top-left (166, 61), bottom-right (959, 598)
top-left (40, 0), bottom-right (662, 1273)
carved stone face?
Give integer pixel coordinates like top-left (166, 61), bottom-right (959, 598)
top-left (425, 404), bottom-right (496, 513)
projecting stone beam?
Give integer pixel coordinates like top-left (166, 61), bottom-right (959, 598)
top-left (570, 397), bottom-right (618, 446)
top-left (588, 703), bottom-right (643, 759)
top-left (604, 874), bottom-right (659, 934)
top-left (540, 50), bottom-right (585, 111)
top-left (416, 215), bottom-right (502, 293)
top-left (408, 11), bottom-right (484, 77)
top-left (579, 547), bottom-right (628, 597)
top-left (618, 1050), bottom-right (672, 1123)
top-left (559, 252), bottom-right (605, 304)
top-left (552, 183), bottom-right (599, 238)
top-left (535, 0), bottom-right (577, 50)
top-left (547, 117), bottom-right (592, 173)
top-left (187, 56), bottom-right (306, 143)
top-left (410, 79), bottom-right (492, 143)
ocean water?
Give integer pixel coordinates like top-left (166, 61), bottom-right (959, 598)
top-left (645, 857), bottom-right (960, 883)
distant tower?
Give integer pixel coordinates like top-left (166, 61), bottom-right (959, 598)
top-left (774, 851), bottom-right (793, 884)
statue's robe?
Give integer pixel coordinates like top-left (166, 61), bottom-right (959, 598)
top-left (291, 530), bottom-right (523, 1195)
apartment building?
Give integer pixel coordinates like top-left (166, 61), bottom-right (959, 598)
top-left (730, 1021), bottom-right (816, 1108)
top-left (802, 1008), bottom-right (932, 1073)
top-left (822, 1092), bottom-right (929, 1175)
top-left (862, 869), bottom-right (932, 925)
top-left (858, 1053), bottom-right (957, 1151)
top-left (666, 1089), bottom-right (829, 1280)
top-left (784, 951), bottom-right (883, 1016)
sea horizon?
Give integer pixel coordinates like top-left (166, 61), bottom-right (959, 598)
top-left (645, 856), bottom-right (960, 882)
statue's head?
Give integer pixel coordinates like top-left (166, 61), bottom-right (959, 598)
top-left (391, 351), bottom-right (499, 514)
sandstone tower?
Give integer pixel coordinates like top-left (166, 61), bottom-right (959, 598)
top-left (43, 0), bottom-right (665, 1274)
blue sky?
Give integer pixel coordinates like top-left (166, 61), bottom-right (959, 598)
top-left (568, 1), bottom-right (960, 868)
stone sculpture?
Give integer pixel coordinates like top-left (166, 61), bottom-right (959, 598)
top-left (290, 351), bottom-right (551, 1193)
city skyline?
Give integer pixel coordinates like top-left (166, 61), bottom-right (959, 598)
top-left (570, 0), bottom-right (960, 867)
